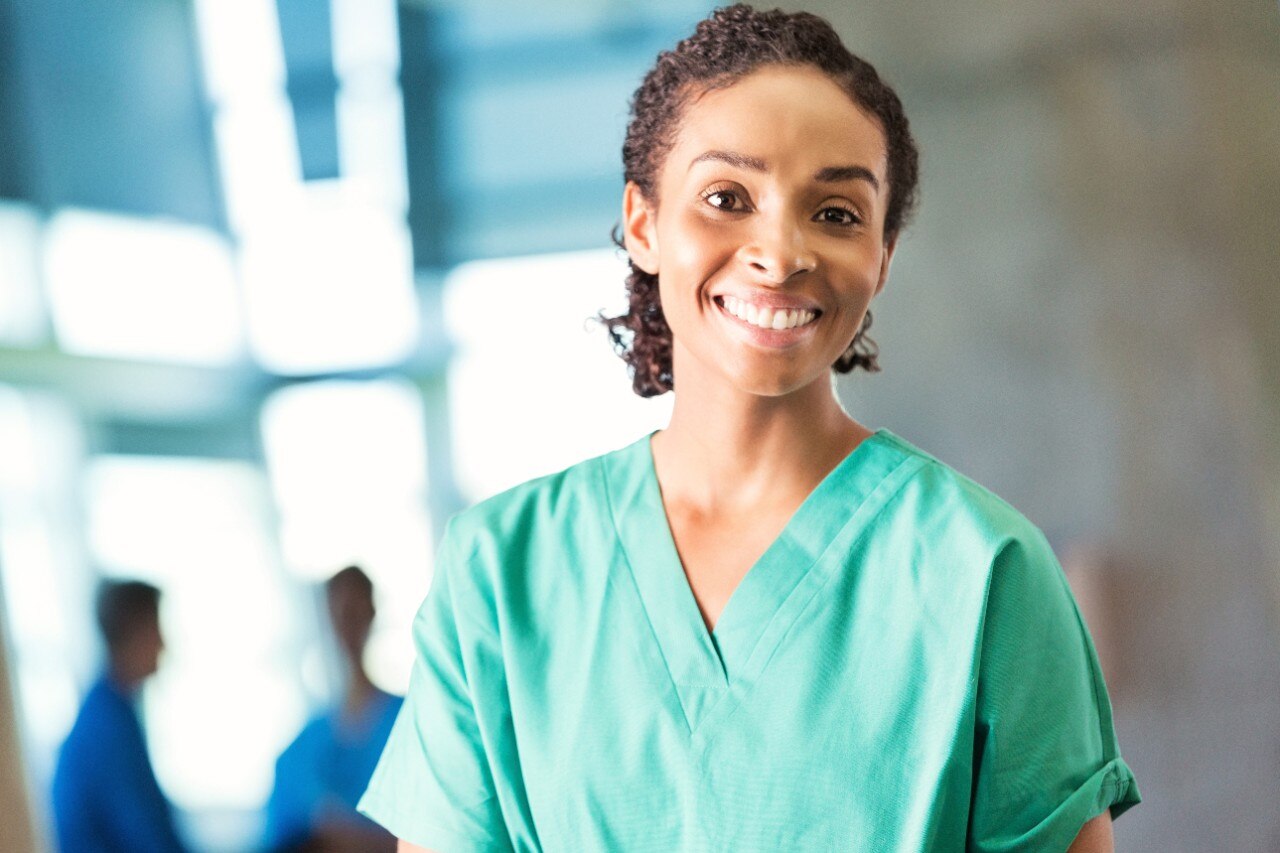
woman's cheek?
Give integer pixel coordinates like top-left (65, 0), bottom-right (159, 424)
top-left (664, 217), bottom-right (735, 280)
top-left (831, 246), bottom-right (884, 295)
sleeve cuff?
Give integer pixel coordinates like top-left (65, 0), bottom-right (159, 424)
top-left (357, 788), bottom-right (510, 853)
top-left (1071, 755), bottom-right (1142, 822)
top-left (974, 757), bottom-right (1142, 853)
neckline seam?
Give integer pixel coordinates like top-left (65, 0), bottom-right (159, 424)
top-left (598, 452), bottom-right (712, 731)
top-left (640, 427), bottom-right (892, 643)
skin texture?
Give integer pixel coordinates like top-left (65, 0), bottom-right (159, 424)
top-left (395, 64), bottom-right (1115, 853)
top-left (1069, 810), bottom-right (1116, 852)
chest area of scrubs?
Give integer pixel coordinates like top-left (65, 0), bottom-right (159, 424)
top-left (489, 436), bottom-right (987, 850)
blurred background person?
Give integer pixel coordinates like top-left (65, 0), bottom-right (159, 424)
top-left (51, 579), bottom-right (189, 853)
top-left (262, 567), bottom-right (400, 853)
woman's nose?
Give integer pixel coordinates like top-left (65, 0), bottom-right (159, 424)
top-left (740, 217), bottom-right (816, 283)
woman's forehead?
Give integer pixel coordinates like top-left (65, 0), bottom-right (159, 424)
top-left (668, 66), bottom-right (888, 181)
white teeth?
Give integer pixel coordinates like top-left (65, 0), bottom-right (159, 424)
top-left (720, 296), bottom-right (816, 330)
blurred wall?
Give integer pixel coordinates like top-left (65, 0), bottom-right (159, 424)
top-left (0, 0), bottom-right (222, 225)
top-left (796, 1), bottom-right (1280, 850)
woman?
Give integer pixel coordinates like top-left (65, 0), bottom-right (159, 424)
top-left (359, 6), bottom-right (1141, 851)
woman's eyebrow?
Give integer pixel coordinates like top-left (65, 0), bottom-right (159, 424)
top-left (688, 150), bottom-right (880, 191)
top-left (813, 165), bottom-right (880, 190)
top-left (688, 149), bottom-right (767, 172)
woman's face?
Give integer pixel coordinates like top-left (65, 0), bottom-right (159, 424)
top-left (624, 64), bottom-right (896, 399)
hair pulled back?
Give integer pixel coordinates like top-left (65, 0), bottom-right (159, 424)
top-left (602, 3), bottom-right (920, 397)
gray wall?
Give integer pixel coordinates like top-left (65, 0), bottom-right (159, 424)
top-left (800, 1), bottom-right (1280, 850)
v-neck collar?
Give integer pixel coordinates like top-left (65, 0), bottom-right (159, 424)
top-left (602, 427), bottom-right (924, 735)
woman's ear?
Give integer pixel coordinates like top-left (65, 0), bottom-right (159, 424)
top-left (622, 181), bottom-right (659, 275)
top-left (874, 233), bottom-right (898, 297)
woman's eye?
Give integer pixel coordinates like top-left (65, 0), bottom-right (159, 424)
top-left (703, 190), bottom-right (743, 211)
top-left (816, 206), bottom-right (860, 226)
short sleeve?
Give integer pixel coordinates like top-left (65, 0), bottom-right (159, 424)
top-left (357, 522), bottom-right (512, 852)
top-left (968, 530), bottom-right (1141, 853)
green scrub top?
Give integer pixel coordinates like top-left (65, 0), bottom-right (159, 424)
top-left (358, 428), bottom-right (1140, 852)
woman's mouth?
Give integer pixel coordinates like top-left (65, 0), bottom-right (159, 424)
top-left (715, 295), bottom-right (820, 327)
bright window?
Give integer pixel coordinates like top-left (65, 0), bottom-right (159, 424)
top-left (444, 248), bottom-right (672, 502)
top-left (0, 202), bottom-right (47, 346)
top-left (238, 184), bottom-right (419, 375)
top-left (192, 0), bottom-right (301, 234)
top-left (194, 0), bottom-right (416, 376)
top-left (42, 210), bottom-right (244, 365)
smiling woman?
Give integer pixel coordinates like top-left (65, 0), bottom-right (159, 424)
top-left (603, 10), bottom-right (919, 397)
top-left (621, 63), bottom-right (897, 402)
top-left (356, 5), bottom-right (1140, 852)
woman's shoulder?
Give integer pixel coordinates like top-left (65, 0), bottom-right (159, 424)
top-left (873, 428), bottom-right (1048, 552)
top-left (868, 430), bottom-right (1066, 619)
top-left (444, 435), bottom-right (646, 555)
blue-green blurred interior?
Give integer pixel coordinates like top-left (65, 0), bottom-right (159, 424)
top-left (0, 1), bottom-right (701, 848)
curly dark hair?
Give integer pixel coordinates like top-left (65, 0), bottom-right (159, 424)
top-left (601, 3), bottom-right (920, 397)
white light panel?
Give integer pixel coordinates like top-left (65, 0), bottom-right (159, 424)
top-left (42, 210), bottom-right (244, 365)
top-left (0, 202), bottom-right (47, 346)
top-left (239, 185), bottom-right (419, 375)
top-left (444, 247), bottom-right (672, 502)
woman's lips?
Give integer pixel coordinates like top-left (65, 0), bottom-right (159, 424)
top-left (712, 295), bottom-right (822, 346)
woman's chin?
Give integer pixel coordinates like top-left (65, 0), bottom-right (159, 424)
top-left (715, 360), bottom-right (833, 400)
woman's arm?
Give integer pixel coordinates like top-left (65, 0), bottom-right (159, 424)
top-left (1067, 811), bottom-right (1115, 853)
top-left (397, 841), bottom-right (436, 853)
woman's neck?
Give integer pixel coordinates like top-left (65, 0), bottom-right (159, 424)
top-left (652, 366), bottom-right (870, 516)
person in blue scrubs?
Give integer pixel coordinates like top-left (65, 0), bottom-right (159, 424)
top-left (361, 6), bottom-right (1140, 851)
top-left (52, 579), bottom-right (188, 853)
top-left (264, 566), bottom-right (401, 853)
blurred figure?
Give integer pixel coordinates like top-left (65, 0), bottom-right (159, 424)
top-left (263, 566), bottom-right (401, 853)
top-left (52, 579), bottom-right (189, 853)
